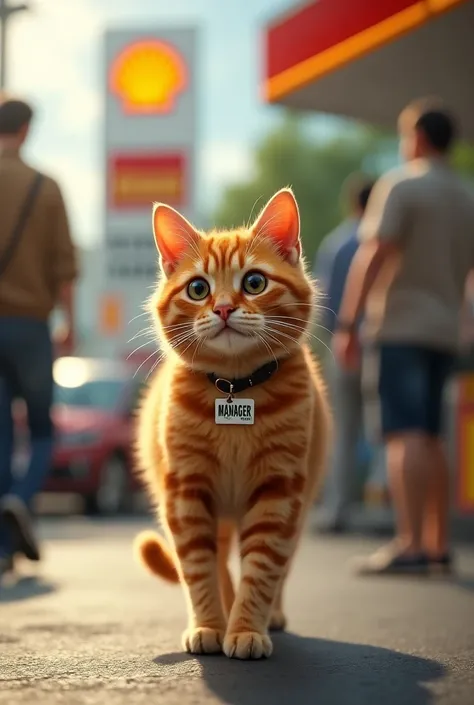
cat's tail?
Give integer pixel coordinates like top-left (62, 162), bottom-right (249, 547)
top-left (134, 531), bottom-right (180, 583)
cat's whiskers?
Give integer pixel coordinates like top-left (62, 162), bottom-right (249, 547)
top-left (146, 354), bottom-right (163, 380)
top-left (265, 317), bottom-right (336, 360)
top-left (265, 321), bottom-right (306, 337)
top-left (267, 301), bottom-right (314, 313)
top-left (128, 310), bottom-right (151, 325)
top-left (267, 300), bottom-right (337, 317)
top-left (195, 321), bottom-right (219, 337)
top-left (266, 324), bottom-right (323, 355)
top-left (144, 344), bottom-right (177, 378)
top-left (265, 318), bottom-right (308, 333)
top-left (167, 326), bottom-right (195, 340)
top-left (161, 323), bottom-right (196, 347)
top-left (127, 327), bottom-right (155, 344)
top-left (266, 314), bottom-right (310, 325)
top-left (127, 339), bottom-right (156, 360)
top-left (266, 301), bottom-right (336, 338)
top-left (252, 331), bottom-right (278, 366)
top-left (312, 334), bottom-right (335, 360)
top-left (263, 324), bottom-right (297, 343)
top-left (267, 317), bottom-right (334, 343)
top-left (266, 321), bottom-right (334, 361)
top-left (179, 334), bottom-right (200, 358)
top-left (261, 328), bottom-right (291, 356)
top-left (168, 330), bottom-right (199, 348)
top-left (133, 349), bottom-right (159, 378)
top-left (190, 336), bottom-right (206, 367)
top-left (161, 321), bottom-right (194, 332)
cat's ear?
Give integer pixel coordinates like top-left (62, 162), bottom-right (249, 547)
top-left (251, 188), bottom-right (301, 265)
top-left (152, 203), bottom-right (200, 276)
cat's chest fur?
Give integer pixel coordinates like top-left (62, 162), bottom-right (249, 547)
top-left (212, 431), bottom-right (256, 518)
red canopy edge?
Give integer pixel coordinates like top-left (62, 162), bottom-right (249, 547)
top-left (264, 0), bottom-right (468, 103)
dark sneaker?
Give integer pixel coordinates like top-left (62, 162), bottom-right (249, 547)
top-left (428, 553), bottom-right (454, 576)
top-left (351, 543), bottom-right (429, 576)
top-left (0, 495), bottom-right (40, 562)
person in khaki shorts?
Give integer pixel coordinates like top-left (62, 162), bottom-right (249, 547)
top-left (0, 97), bottom-right (78, 575)
top-left (333, 98), bottom-right (474, 575)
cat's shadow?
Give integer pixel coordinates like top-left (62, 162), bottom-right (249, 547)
top-left (154, 631), bottom-right (444, 705)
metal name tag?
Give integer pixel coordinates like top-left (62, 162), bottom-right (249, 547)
top-left (215, 398), bottom-right (255, 425)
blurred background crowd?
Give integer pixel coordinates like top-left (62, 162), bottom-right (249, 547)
top-left (1, 0), bottom-right (474, 573)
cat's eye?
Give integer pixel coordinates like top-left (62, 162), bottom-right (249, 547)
top-left (187, 278), bottom-right (210, 301)
top-left (242, 271), bottom-right (267, 295)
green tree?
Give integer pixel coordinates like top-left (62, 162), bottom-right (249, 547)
top-left (214, 114), bottom-right (386, 265)
top-left (454, 142), bottom-right (474, 183)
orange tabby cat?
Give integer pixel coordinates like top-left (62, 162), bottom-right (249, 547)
top-left (134, 188), bottom-right (330, 660)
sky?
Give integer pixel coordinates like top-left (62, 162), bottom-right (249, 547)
top-left (9, 0), bottom-right (299, 247)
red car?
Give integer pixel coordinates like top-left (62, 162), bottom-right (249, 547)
top-left (14, 357), bottom-right (148, 515)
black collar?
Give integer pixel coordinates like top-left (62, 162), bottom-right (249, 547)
top-left (207, 359), bottom-right (279, 395)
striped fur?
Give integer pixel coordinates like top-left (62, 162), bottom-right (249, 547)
top-left (134, 189), bottom-right (331, 659)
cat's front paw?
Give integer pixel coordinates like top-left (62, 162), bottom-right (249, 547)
top-left (269, 609), bottom-right (287, 632)
top-left (223, 631), bottom-right (273, 659)
top-left (182, 627), bottom-right (224, 655)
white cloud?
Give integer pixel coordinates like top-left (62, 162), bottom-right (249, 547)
top-left (201, 141), bottom-right (254, 207)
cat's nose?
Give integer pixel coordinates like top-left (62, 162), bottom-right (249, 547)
top-left (213, 304), bottom-right (235, 321)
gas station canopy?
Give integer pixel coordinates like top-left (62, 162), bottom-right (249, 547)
top-left (263, 0), bottom-right (474, 141)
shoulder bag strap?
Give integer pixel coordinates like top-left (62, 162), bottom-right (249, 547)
top-left (0, 171), bottom-right (44, 278)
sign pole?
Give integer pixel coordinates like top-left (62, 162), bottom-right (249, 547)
top-left (0, 0), bottom-right (29, 91)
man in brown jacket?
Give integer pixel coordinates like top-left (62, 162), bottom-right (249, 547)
top-left (0, 97), bottom-right (78, 575)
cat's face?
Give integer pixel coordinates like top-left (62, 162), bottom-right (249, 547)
top-left (151, 189), bottom-right (315, 372)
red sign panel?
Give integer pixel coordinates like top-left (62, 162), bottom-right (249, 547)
top-left (108, 153), bottom-right (186, 210)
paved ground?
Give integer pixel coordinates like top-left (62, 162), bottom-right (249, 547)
top-left (1, 517), bottom-right (473, 705)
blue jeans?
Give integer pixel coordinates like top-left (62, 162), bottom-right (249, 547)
top-left (376, 344), bottom-right (454, 437)
top-left (0, 316), bottom-right (54, 555)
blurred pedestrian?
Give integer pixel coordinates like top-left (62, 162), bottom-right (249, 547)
top-left (333, 98), bottom-right (474, 575)
top-left (314, 175), bottom-right (380, 533)
top-left (0, 96), bottom-right (78, 576)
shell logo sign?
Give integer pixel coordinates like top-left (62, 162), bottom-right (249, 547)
top-left (109, 39), bottom-right (188, 114)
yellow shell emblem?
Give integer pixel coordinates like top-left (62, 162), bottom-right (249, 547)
top-left (110, 39), bottom-right (188, 114)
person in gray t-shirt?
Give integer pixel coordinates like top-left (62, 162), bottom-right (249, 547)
top-left (335, 98), bottom-right (474, 575)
